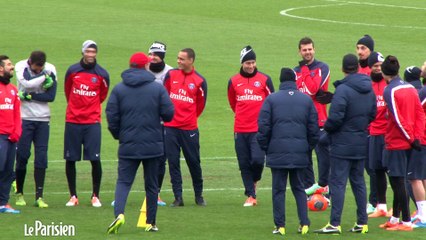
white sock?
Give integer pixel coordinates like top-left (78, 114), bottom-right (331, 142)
top-left (390, 216), bottom-right (399, 224)
top-left (377, 203), bottom-right (387, 211)
top-left (416, 200), bottom-right (426, 222)
top-left (402, 221), bottom-right (412, 226)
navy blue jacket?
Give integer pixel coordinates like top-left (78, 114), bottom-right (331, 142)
top-left (257, 81), bottom-right (319, 169)
top-left (324, 73), bottom-right (376, 160)
top-left (106, 68), bottom-right (174, 159)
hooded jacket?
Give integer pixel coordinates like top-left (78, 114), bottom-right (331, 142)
top-left (324, 73), bottom-right (376, 159)
top-left (383, 77), bottom-right (424, 150)
top-left (106, 68), bottom-right (174, 159)
top-left (257, 81), bottom-right (319, 168)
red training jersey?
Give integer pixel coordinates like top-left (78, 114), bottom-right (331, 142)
top-left (163, 68), bottom-right (207, 130)
top-left (0, 82), bottom-right (22, 137)
top-left (294, 59), bottom-right (330, 127)
top-left (383, 77), bottom-right (424, 150)
top-left (64, 62), bottom-right (110, 124)
top-left (369, 79), bottom-right (387, 136)
top-left (227, 70), bottom-right (274, 132)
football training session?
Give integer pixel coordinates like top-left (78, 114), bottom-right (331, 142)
top-left (1, 0), bottom-right (426, 239)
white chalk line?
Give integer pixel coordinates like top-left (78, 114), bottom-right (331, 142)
top-left (48, 156), bottom-right (237, 163)
top-left (280, 0), bottom-right (426, 30)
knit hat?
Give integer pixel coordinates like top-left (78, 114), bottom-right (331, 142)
top-left (357, 35), bottom-right (374, 52)
top-left (148, 41), bottom-right (167, 60)
top-left (404, 66), bottom-right (421, 82)
top-left (129, 52), bottom-right (151, 68)
top-left (82, 40), bottom-right (97, 53)
top-left (240, 45), bottom-right (256, 64)
top-left (381, 55), bottom-right (400, 76)
top-left (279, 68), bottom-right (296, 82)
top-left (367, 52), bottom-right (384, 68)
top-left (342, 54), bottom-right (359, 72)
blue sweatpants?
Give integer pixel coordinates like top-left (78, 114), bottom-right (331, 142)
top-left (302, 129), bottom-right (329, 188)
top-left (235, 132), bottom-right (265, 198)
top-left (329, 156), bottom-right (367, 226)
top-left (16, 120), bottom-right (50, 169)
top-left (271, 168), bottom-right (309, 228)
top-left (0, 135), bottom-right (16, 205)
top-left (114, 157), bottom-right (160, 224)
top-left (165, 127), bottom-right (203, 199)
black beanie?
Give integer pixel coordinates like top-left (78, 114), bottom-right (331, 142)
top-left (240, 45), bottom-right (256, 63)
top-left (381, 55), bottom-right (400, 76)
top-left (279, 68), bottom-right (296, 82)
top-left (404, 66), bottom-right (421, 82)
top-left (357, 35), bottom-right (374, 52)
top-left (342, 54), bottom-right (359, 73)
top-left (368, 51), bottom-right (384, 68)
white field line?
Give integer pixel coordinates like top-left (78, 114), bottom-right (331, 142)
top-left (48, 156), bottom-right (237, 163)
top-left (280, 1), bottom-right (426, 30)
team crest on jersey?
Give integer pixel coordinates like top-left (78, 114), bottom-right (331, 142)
top-left (310, 72), bottom-right (315, 77)
top-left (10, 90), bottom-right (15, 95)
top-left (91, 77), bottom-right (98, 83)
top-left (188, 83), bottom-right (195, 90)
top-left (254, 81), bottom-right (261, 87)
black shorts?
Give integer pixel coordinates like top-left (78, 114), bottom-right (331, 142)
top-left (64, 122), bottom-right (101, 161)
top-left (407, 146), bottom-right (426, 180)
top-left (368, 135), bottom-right (385, 170)
top-left (383, 149), bottom-right (410, 177)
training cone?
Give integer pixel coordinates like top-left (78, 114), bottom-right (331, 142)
top-left (137, 197), bottom-right (147, 228)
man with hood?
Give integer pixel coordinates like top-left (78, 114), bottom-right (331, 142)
top-left (257, 68), bottom-right (319, 236)
top-left (106, 52), bottom-right (174, 234)
top-left (315, 54), bottom-right (376, 234)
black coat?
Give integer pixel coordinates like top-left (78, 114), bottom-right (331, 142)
top-left (106, 68), bottom-right (174, 159)
top-left (257, 81), bottom-right (319, 168)
top-left (324, 73), bottom-right (376, 160)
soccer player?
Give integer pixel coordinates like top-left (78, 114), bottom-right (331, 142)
top-left (356, 34), bottom-right (378, 214)
top-left (227, 45), bottom-right (274, 207)
top-left (257, 68), bottom-right (319, 235)
top-left (106, 52), bottom-right (174, 234)
top-left (315, 54), bottom-right (376, 234)
top-left (366, 52), bottom-right (393, 218)
top-left (379, 56), bottom-right (424, 231)
top-left (147, 41), bottom-right (173, 206)
top-left (64, 40), bottom-right (110, 207)
top-left (0, 55), bottom-right (21, 214)
top-left (405, 66), bottom-right (426, 228)
top-left (14, 51), bottom-right (57, 208)
top-left (293, 37), bottom-right (330, 196)
top-left (164, 48), bottom-right (207, 207)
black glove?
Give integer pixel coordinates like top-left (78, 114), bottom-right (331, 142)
top-left (299, 60), bottom-right (308, 67)
top-left (411, 139), bottom-right (422, 151)
top-left (316, 89), bottom-right (334, 104)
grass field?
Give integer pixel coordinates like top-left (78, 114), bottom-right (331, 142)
top-left (1, 0), bottom-right (426, 239)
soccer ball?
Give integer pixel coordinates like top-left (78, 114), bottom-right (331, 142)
top-left (307, 193), bottom-right (328, 211)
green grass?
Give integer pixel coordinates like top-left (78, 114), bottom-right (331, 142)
top-left (1, 0), bottom-right (426, 239)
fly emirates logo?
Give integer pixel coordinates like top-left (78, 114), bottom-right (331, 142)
top-left (170, 89), bottom-right (194, 103)
top-left (0, 97), bottom-right (14, 110)
top-left (237, 89), bottom-right (263, 101)
top-left (73, 84), bottom-right (97, 97)
top-left (376, 95), bottom-right (385, 107)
